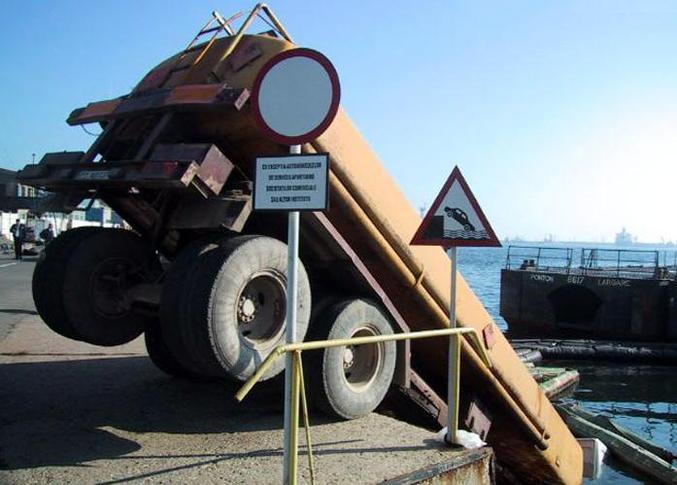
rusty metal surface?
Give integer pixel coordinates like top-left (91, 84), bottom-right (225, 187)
top-left (39, 152), bottom-right (86, 166)
top-left (229, 38), bottom-right (263, 72)
top-left (465, 400), bottom-right (492, 442)
top-left (167, 195), bottom-right (251, 231)
top-left (18, 161), bottom-right (195, 190)
top-left (383, 446), bottom-right (494, 485)
top-left (19, 144), bottom-right (234, 199)
top-left (405, 370), bottom-right (448, 427)
top-left (312, 212), bottom-right (410, 334)
top-left (151, 143), bottom-right (234, 196)
top-left (195, 145), bottom-right (233, 195)
top-left (483, 324), bottom-right (497, 350)
top-left (67, 84), bottom-right (246, 126)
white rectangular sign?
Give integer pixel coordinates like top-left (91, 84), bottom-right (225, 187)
top-left (254, 154), bottom-right (329, 211)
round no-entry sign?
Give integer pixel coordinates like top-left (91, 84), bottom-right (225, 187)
top-left (252, 48), bottom-right (341, 145)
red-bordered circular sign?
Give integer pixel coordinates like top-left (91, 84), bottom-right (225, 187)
top-left (251, 48), bottom-right (341, 145)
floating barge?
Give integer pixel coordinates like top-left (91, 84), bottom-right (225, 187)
top-left (500, 246), bottom-right (677, 343)
top-left (511, 338), bottom-right (677, 365)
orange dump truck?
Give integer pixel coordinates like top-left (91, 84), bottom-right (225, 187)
top-left (18, 6), bottom-right (582, 483)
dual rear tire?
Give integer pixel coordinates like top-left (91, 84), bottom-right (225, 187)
top-left (33, 226), bottom-right (103, 340)
top-left (158, 235), bottom-right (311, 381)
top-left (33, 227), bottom-right (160, 346)
top-left (308, 299), bottom-right (396, 419)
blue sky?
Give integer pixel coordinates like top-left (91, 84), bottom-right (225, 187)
top-left (1, 1), bottom-right (676, 242)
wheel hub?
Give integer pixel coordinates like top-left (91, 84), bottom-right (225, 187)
top-left (238, 293), bottom-right (259, 323)
top-left (91, 258), bottom-right (138, 317)
top-left (343, 347), bottom-right (355, 368)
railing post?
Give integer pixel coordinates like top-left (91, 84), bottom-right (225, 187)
top-left (289, 351), bottom-right (301, 485)
top-left (295, 353), bottom-right (316, 483)
top-left (448, 333), bottom-right (461, 444)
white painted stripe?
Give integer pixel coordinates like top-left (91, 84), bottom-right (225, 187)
top-left (0, 262), bottom-right (18, 268)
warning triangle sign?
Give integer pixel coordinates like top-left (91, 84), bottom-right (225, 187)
top-left (411, 166), bottom-right (501, 247)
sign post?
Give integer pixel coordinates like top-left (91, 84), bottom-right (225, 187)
top-left (251, 47), bottom-right (340, 483)
top-left (410, 166), bottom-right (500, 444)
top-left (286, 144), bottom-right (301, 481)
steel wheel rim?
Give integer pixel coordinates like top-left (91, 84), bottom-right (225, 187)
top-left (236, 270), bottom-right (286, 350)
top-left (341, 324), bottom-right (383, 393)
top-left (89, 257), bottom-right (138, 318)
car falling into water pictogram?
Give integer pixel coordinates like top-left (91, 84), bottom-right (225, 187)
top-left (444, 206), bottom-right (475, 231)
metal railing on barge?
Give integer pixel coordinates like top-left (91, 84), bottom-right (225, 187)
top-left (505, 245), bottom-right (677, 280)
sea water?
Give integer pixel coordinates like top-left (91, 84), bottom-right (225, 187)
top-left (457, 245), bottom-right (676, 484)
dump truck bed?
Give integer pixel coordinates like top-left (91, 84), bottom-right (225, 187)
top-left (21, 30), bottom-right (582, 483)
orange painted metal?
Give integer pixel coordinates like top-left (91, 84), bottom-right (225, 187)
top-left (78, 98), bottom-right (122, 122)
top-left (165, 84), bottom-right (223, 104)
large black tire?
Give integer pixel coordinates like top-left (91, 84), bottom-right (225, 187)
top-left (189, 235), bottom-right (311, 381)
top-left (62, 229), bottom-right (161, 346)
top-left (307, 299), bottom-right (396, 420)
top-left (144, 319), bottom-right (197, 379)
top-left (32, 227), bottom-right (104, 340)
top-left (159, 236), bottom-right (223, 376)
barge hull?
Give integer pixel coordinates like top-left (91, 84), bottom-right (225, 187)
top-left (501, 268), bottom-right (677, 342)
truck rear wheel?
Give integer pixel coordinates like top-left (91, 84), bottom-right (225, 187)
top-left (62, 229), bottom-right (162, 346)
top-left (32, 226), bottom-right (104, 340)
top-left (189, 235), bottom-right (311, 381)
top-left (144, 319), bottom-right (197, 378)
top-left (159, 236), bottom-right (223, 376)
top-left (308, 299), bottom-right (396, 420)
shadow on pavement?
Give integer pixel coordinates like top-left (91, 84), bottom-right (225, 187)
top-left (0, 355), bottom-right (290, 470)
top-left (0, 309), bottom-right (39, 315)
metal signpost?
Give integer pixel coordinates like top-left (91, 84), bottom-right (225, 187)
top-left (410, 166), bottom-right (500, 445)
top-left (251, 47), bottom-right (340, 484)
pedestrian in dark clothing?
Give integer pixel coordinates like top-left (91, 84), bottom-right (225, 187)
top-left (40, 224), bottom-right (55, 245)
top-left (9, 219), bottom-right (26, 260)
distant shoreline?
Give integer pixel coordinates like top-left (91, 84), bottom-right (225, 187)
top-left (501, 240), bottom-right (677, 249)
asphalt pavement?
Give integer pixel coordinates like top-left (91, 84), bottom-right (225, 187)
top-left (0, 255), bottom-right (469, 484)
top-left (0, 255), bottom-right (38, 342)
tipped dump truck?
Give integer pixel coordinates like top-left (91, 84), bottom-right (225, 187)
top-left (18, 5), bottom-right (582, 483)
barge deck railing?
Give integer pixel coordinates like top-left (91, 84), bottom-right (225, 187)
top-left (506, 245), bottom-right (675, 280)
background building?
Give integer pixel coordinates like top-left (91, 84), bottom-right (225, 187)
top-left (0, 166), bottom-right (124, 242)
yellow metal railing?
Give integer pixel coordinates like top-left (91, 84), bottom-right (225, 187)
top-left (235, 327), bottom-right (492, 485)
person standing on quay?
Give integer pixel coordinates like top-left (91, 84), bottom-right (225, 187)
top-left (9, 218), bottom-right (26, 260)
top-left (40, 223), bottom-right (55, 245)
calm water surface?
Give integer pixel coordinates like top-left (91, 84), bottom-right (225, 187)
top-left (457, 244), bottom-right (676, 484)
